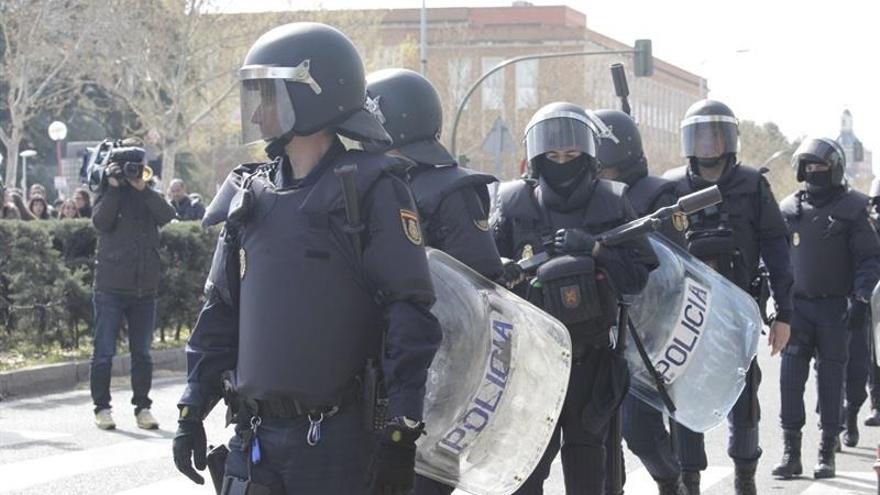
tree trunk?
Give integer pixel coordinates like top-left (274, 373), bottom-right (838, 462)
top-left (160, 137), bottom-right (178, 185)
top-left (3, 128), bottom-right (22, 190)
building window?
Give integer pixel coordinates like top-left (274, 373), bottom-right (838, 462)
top-left (516, 59), bottom-right (538, 109)
top-left (482, 57), bottom-right (504, 110)
top-left (448, 58), bottom-right (472, 109)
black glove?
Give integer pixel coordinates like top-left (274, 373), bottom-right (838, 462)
top-left (848, 299), bottom-right (869, 332)
top-left (173, 417), bottom-right (207, 485)
top-left (497, 258), bottom-right (525, 288)
top-left (554, 228), bottom-right (596, 256)
top-left (368, 418), bottom-right (423, 495)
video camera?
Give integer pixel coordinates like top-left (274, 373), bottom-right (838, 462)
top-left (84, 139), bottom-right (147, 191)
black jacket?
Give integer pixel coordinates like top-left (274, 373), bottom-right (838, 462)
top-left (172, 194), bottom-right (206, 221)
top-left (92, 185), bottom-right (176, 296)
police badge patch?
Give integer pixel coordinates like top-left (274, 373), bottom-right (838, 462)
top-left (672, 212), bottom-right (689, 232)
top-left (792, 232), bottom-right (800, 246)
top-left (400, 209), bottom-right (423, 245)
top-left (239, 248), bottom-right (247, 279)
top-left (521, 244), bottom-right (534, 260)
top-left (561, 285), bottom-right (581, 309)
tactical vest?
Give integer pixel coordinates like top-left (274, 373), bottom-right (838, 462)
top-left (780, 190), bottom-right (867, 297)
top-left (495, 178), bottom-right (628, 352)
top-left (231, 158), bottom-right (393, 406)
top-left (665, 164), bottom-right (767, 290)
top-left (626, 175), bottom-right (677, 217)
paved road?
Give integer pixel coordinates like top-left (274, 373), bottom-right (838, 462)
top-left (2, 342), bottom-right (878, 494)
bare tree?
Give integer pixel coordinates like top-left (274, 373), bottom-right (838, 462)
top-left (88, 0), bottom-right (270, 183)
top-left (0, 0), bottom-right (92, 188)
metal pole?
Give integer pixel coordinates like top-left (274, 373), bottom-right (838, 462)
top-left (55, 140), bottom-right (63, 177)
top-left (21, 156), bottom-right (28, 198)
top-left (449, 49), bottom-right (634, 156)
top-left (420, 0), bottom-right (427, 76)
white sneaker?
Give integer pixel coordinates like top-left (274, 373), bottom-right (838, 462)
top-left (95, 409), bottom-right (116, 430)
top-left (135, 408), bottom-right (159, 430)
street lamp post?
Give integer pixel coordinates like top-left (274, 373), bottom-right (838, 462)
top-left (48, 121), bottom-right (68, 177)
top-left (449, 47), bottom-right (643, 155)
top-left (19, 150), bottom-right (37, 198)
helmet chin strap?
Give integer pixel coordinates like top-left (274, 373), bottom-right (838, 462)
top-left (265, 129), bottom-right (298, 160)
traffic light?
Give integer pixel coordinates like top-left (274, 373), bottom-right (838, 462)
top-left (634, 39), bottom-right (653, 77)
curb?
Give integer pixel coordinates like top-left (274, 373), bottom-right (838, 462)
top-left (0, 347), bottom-right (186, 400)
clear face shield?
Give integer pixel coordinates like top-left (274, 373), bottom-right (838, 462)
top-left (239, 63), bottom-right (323, 146)
top-left (680, 116), bottom-right (738, 159)
top-left (524, 112), bottom-right (597, 162)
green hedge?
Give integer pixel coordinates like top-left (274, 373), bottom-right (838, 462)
top-left (0, 220), bottom-right (219, 352)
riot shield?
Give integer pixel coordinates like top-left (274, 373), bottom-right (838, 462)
top-left (871, 281), bottom-right (880, 367)
top-left (625, 234), bottom-right (762, 433)
top-left (418, 248), bottom-right (572, 495)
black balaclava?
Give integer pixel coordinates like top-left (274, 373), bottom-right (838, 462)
top-left (804, 168), bottom-right (837, 204)
top-left (535, 154), bottom-right (592, 197)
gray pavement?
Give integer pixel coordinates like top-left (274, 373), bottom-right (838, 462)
top-left (1, 342), bottom-right (878, 494)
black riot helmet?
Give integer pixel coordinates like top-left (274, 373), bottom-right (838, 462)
top-left (791, 137), bottom-right (846, 185)
top-left (524, 102), bottom-right (598, 163)
top-left (594, 109), bottom-right (647, 185)
top-left (239, 22), bottom-right (391, 150)
top-left (364, 68), bottom-right (455, 165)
top-left (680, 99), bottom-right (739, 160)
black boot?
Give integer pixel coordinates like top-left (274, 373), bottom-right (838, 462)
top-left (771, 430), bottom-right (803, 479)
top-left (681, 471), bottom-right (700, 495)
top-left (843, 406), bottom-right (860, 447)
top-left (866, 408), bottom-right (880, 426)
top-left (733, 463), bottom-right (757, 495)
top-left (656, 475), bottom-right (688, 495)
top-left (814, 434), bottom-right (837, 479)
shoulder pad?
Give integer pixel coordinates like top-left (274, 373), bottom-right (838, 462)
top-left (410, 165), bottom-right (497, 217)
top-left (493, 179), bottom-right (539, 221)
top-left (833, 190), bottom-right (871, 220)
top-left (589, 179), bottom-right (630, 222)
top-left (595, 177), bottom-right (628, 197)
top-left (778, 192), bottom-right (799, 216)
top-left (202, 162), bottom-right (264, 227)
top-left (723, 163), bottom-right (764, 195)
top-left (628, 175), bottom-right (677, 215)
top-left (662, 165), bottom-right (689, 183)
top-left (300, 150), bottom-right (413, 215)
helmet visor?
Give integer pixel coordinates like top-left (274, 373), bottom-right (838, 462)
top-left (525, 117), bottom-right (596, 161)
top-left (239, 78), bottom-right (297, 146)
top-left (680, 116), bottom-right (738, 159)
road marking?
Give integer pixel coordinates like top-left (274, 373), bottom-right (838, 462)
top-left (800, 471), bottom-right (877, 494)
top-left (114, 476), bottom-right (210, 494)
top-left (0, 437), bottom-right (168, 493)
top-left (624, 465), bottom-right (732, 492)
top-left (0, 429), bottom-right (71, 448)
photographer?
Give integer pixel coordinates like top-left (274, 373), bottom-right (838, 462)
top-left (89, 137), bottom-right (176, 430)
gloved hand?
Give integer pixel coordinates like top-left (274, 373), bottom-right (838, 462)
top-left (368, 418), bottom-right (423, 495)
top-left (554, 228), bottom-right (597, 256)
top-left (497, 258), bottom-right (525, 289)
top-left (848, 299), bottom-right (869, 332)
top-left (173, 417), bottom-right (207, 485)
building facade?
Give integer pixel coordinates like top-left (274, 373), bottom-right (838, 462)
top-left (368, 4), bottom-right (707, 179)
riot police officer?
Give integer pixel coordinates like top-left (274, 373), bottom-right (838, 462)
top-left (865, 179), bottom-right (880, 428)
top-left (773, 138), bottom-right (880, 480)
top-left (171, 23), bottom-right (442, 494)
top-left (364, 68), bottom-right (504, 495)
top-left (594, 109), bottom-right (687, 495)
top-left (663, 99), bottom-right (794, 495)
top-left (491, 102), bottom-right (657, 494)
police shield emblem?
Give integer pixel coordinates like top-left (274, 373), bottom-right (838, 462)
top-left (672, 212), bottom-right (689, 232)
top-left (561, 285), bottom-right (580, 309)
top-left (521, 244), bottom-right (534, 260)
top-left (400, 209), bottom-right (423, 245)
top-left (792, 232), bottom-right (800, 246)
top-left (419, 249), bottom-right (571, 495)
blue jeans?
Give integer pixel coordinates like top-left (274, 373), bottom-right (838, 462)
top-left (89, 291), bottom-right (157, 413)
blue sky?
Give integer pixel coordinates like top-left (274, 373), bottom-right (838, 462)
top-left (223, 0), bottom-right (879, 166)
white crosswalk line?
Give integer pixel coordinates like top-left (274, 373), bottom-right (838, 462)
top-left (114, 476), bottom-right (213, 494)
top-left (700, 466), bottom-right (735, 490)
top-left (1, 437), bottom-right (168, 493)
top-left (800, 471), bottom-right (877, 494)
top-left (0, 429), bottom-right (71, 448)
